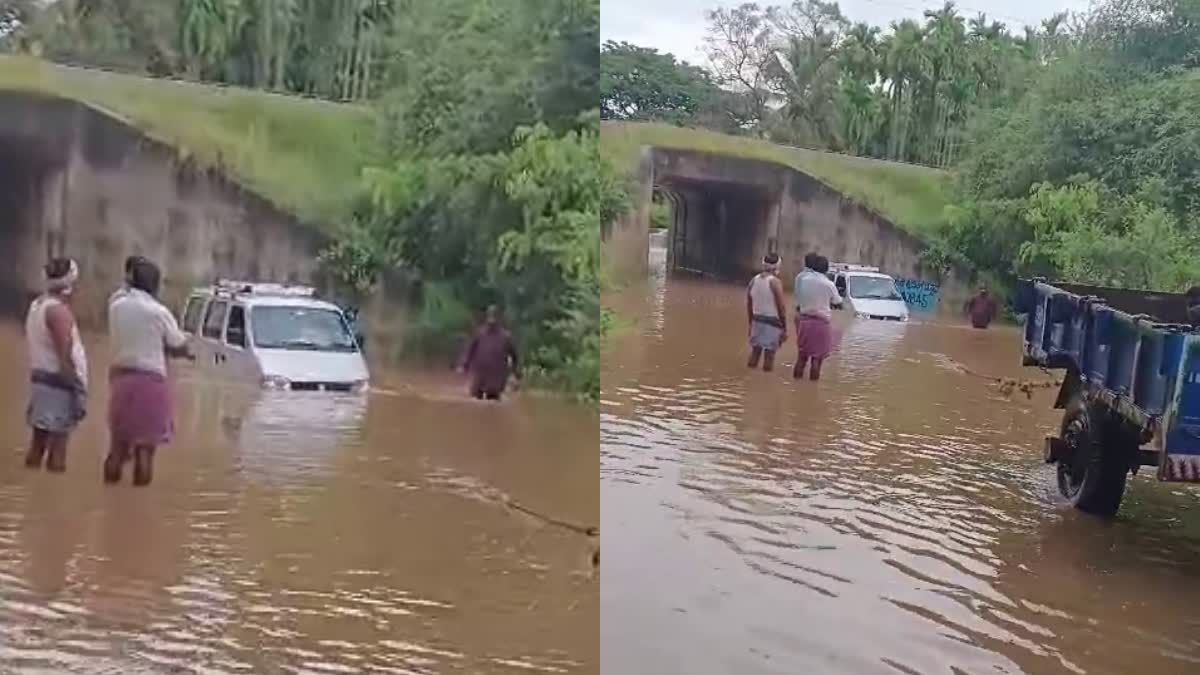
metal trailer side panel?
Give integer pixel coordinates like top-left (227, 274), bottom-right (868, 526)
top-left (1161, 336), bottom-right (1200, 481)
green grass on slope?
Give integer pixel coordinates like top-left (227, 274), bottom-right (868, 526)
top-left (601, 121), bottom-right (952, 236)
top-left (0, 56), bottom-right (374, 227)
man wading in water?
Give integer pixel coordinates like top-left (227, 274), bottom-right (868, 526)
top-left (746, 253), bottom-right (788, 371)
top-left (964, 287), bottom-right (998, 329)
top-left (793, 254), bottom-right (842, 381)
top-left (458, 305), bottom-right (520, 401)
top-left (24, 258), bottom-right (88, 472)
top-left (106, 259), bottom-right (193, 486)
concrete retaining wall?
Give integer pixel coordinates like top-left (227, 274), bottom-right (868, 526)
top-left (0, 91), bottom-right (406, 355)
top-left (604, 146), bottom-right (972, 314)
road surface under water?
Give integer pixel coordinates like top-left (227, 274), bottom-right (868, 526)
top-left (601, 266), bottom-right (1200, 675)
top-left (0, 322), bottom-right (597, 674)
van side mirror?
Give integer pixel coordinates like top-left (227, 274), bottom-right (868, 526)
top-left (356, 333), bottom-right (366, 353)
top-left (227, 327), bottom-right (246, 347)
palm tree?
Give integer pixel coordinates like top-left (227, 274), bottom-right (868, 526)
top-left (771, 28), bottom-right (843, 147)
top-left (248, 0), bottom-right (296, 89)
top-left (919, 2), bottom-right (965, 165)
top-left (180, 0), bottom-right (245, 79)
top-left (882, 19), bottom-right (924, 161)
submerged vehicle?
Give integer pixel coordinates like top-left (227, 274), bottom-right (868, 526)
top-left (828, 264), bottom-right (909, 321)
top-left (1016, 278), bottom-right (1200, 515)
top-left (179, 280), bottom-right (369, 393)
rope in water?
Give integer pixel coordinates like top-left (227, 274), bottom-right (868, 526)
top-left (503, 498), bottom-right (599, 537)
top-left (952, 360), bottom-right (1062, 399)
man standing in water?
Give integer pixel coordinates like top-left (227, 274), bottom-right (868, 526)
top-left (965, 287), bottom-right (998, 329)
top-left (458, 305), bottom-right (519, 401)
top-left (793, 254), bottom-right (842, 381)
top-left (25, 258), bottom-right (88, 472)
top-left (106, 258), bottom-right (193, 486)
top-left (746, 253), bottom-right (788, 371)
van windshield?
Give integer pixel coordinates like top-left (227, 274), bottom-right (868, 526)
top-left (847, 276), bottom-right (903, 301)
top-left (251, 306), bottom-right (358, 352)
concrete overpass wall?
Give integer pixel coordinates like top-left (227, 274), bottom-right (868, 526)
top-left (603, 145), bottom-right (970, 310)
top-left (0, 92), bottom-right (329, 327)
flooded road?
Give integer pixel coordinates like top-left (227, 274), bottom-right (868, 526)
top-left (0, 322), bottom-right (597, 674)
top-left (601, 268), bottom-right (1200, 675)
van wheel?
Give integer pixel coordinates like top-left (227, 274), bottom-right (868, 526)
top-left (1056, 396), bottom-right (1130, 516)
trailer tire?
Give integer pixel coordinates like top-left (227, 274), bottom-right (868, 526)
top-left (1056, 395), bottom-right (1129, 516)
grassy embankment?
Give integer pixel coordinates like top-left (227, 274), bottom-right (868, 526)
top-left (601, 121), bottom-right (953, 237)
top-left (0, 55), bottom-right (374, 227)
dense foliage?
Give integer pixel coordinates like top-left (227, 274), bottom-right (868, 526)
top-left (3, 0), bottom-right (400, 101)
top-left (323, 0), bottom-right (620, 400)
top-left (932, 0), bottom-right (1200, 292)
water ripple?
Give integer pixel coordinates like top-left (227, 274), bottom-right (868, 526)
top-left (602, 277), bottom-right (1200, 675)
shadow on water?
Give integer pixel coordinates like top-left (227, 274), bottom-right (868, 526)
top-left (601, 270), bottom-right (1200, 675)
top-left (0, 321), bottom-right (598, 673)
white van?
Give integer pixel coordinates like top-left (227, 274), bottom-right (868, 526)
top-left (828, 264), bottom-right (910, 322)
top-left (179, 280), bottom-right (370, 392)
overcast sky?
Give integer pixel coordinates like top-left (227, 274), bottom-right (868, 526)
top-left (602, 0), bottom-right (1097, 65)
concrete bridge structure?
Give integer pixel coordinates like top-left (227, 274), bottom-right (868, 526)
top-left (603, 146), bottom-right (968, 306)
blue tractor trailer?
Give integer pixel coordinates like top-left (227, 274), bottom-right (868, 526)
top-left (1016, 279), bottom-right (1200, 515)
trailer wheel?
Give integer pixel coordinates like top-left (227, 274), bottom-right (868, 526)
top-left (1057, 396), bottom-right (1130, 516)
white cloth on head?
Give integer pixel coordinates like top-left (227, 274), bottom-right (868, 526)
top-left (26, 295), bottom-right (88, 388)
top-left (793, 269), bottom-right (841, 320)
top-left (108, 288), bottom-right (188, 376)
top-left (45, 259), bottom-right (79, 294)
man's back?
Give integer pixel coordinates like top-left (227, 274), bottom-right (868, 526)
top-left (794, 271), bottom-right (839, 319)
top-left (109, 290), bottom-right (185, 374)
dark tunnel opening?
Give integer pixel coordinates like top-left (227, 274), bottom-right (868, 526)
top-left (0, 135), bottom-right (64, 317)
top-left (654, 178), bottom-right (776, 283)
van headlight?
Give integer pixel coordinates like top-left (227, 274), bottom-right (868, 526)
top-left (855, 312), bottom-right (869, 319)
top-left (350, 379), bottom-right (369, 394)
top-left (262, 375), bottom-right (291, 390)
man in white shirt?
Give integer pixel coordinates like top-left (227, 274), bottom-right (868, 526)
top-left (25, 258), bottom-right (87, 473)
top-left (746, 253), bottom-right (788, 371)
top-left (105, 259), bottom-right (193, 486)
top-left (792, 254), bottom-right (842, 381)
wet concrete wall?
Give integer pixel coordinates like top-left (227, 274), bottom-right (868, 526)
top-left (0, 92), bottom-right (374, 331)
top-left (604, 146), bottom-right (971, 312)
top-left (603, 148), bottom-right (655, 283)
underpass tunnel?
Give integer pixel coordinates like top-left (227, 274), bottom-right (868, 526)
top-left (655, 178), bottom-right (777, 282)
top-left (0, 134), bottom-right (66, 317)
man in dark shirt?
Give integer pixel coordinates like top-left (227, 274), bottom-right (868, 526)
top-left (965, 288), bottom-right (998, 329)
top-left (458, 305), bottom-right (519, 401)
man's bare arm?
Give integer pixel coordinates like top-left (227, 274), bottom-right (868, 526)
top-left (747, 284), bottom-right (755, 327)
top-left (771, 277), bottom-right (788, 335)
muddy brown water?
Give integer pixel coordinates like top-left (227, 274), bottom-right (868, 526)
top-left (0, 322), bottom-right (597, 674)
top-left (601, 271), bottom-right (1200, 675)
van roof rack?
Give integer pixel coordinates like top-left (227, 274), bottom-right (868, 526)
top-left (829, 263), bottom-right (881, 273)
top-left (214, 279), bottom-right (317, 297)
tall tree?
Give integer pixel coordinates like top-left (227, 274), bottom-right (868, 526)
top-left (601, 41), bottom-right (718, 123)
top-left (180, 0), bottom-right (245, 79)
top-left (704, 3), bottom-right (777, 131)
